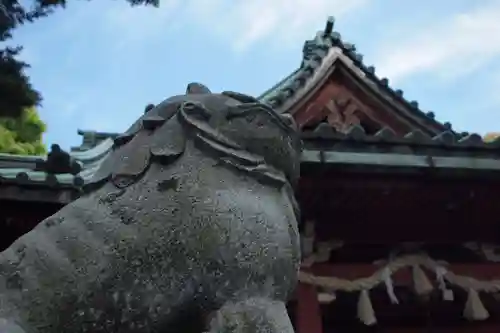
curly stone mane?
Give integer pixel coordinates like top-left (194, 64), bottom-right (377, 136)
top-left (86, 83), bottom-right (301, 192)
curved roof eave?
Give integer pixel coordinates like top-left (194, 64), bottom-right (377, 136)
top-left (69, 138), bottom-right (114, 165)
top-left (0, 138), bottom-right (114, 188)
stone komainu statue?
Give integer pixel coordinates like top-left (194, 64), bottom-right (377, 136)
top-left (0, 84), bottom-right (302, 333)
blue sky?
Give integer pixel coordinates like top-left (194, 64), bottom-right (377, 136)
top-left (8, 0), bottom-right (500, 150)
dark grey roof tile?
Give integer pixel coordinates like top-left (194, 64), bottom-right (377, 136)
top-left (457, 133), bottom-right (484, 147)
top-left (46, 174), bottom-right (59, 187)
top-left (374, 127), bottom-right (396, 141)
top-left (15, 172), bottom-right (29, 183)
top-left (73, 176), bottom-right (84, 187)
top-left (312, 123), bottom-right (339, 138)
top-left (283, 87), bottom-right (295, 99)
top-left (345, 124), bottom-right (366, 140)
top-left (432, 131), bottom-right (456, 145)
top-left (403, 129), bottom-right (433, 144)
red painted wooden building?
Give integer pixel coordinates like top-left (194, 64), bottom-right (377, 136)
top-left (2, 16), bottom-right (500, 333)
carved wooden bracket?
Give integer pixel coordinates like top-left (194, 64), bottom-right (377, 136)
top-left (294, 80), bottom-right (383, 133)
top-left (324, 98), bottom-right (361, 132)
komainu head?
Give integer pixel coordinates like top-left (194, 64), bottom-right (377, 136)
top-left (88, 83), bottom-right (302, 190)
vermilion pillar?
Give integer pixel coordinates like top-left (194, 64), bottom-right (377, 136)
top-left (296, 281), bottom-right (323, 333)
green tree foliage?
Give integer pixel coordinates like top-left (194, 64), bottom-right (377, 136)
top-left (0, 107), bottom-right (47, 155)
top-left (0, 0), bottom-right (158, 118)
top-left (484, 133), bottom-right (500, 142)
top-left (0, 46), bottom-right (41, 118)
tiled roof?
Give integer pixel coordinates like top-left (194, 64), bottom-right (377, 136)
top-left (0, 139), bottom-right (113, 189)
top-left (70, 129), bottom-right (119, 152)
top-left (302, 123), bottom-right (500, 158)
top-left (258, 16), bottom-right (452, 135)
top-left (300, 123), bottom-right (500, 174)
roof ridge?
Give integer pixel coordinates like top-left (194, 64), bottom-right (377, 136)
top-left (259, 16), bottom-right (462, 136)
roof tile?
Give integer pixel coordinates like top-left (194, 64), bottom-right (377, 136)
top-left (302, 123), bottom-right (500, 159)
top-left (374, 127), bottom-right (397, 141)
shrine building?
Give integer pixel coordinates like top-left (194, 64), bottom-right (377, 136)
top-left (2, 16), bottom-right (500, 333)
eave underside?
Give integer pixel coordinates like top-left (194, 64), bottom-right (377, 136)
top-left (298, 169), bottom-right (500, 243)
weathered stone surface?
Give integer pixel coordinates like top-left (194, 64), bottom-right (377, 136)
top-left (0, 85), bottom-right (302, 332)
top-left (207, 297), bottom-right (295, 333)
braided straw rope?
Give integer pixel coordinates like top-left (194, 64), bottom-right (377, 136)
top-left (299, 254), bottom-right (500, 293)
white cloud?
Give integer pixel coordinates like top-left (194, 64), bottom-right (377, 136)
top-left (375, 1), bottom-right (500, 83)
top-left (103, 0), bottom-right (182, 48)
top-left (484, 69), bottom-right (500, 109)
top-left (185, 0), bottom-right (370, 52)
top-left (102, 0), bottom-right (370, 53)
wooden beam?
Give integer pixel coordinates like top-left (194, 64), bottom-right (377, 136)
top-left (296, 281), bottom-right (323, 333)
top-left (0, 185), bottom-right (77, 204)
top-left (301, 150), bottom-right (500, 171)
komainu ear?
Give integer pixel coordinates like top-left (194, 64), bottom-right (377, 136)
top-left (186, 82), bottom-right (211, 95)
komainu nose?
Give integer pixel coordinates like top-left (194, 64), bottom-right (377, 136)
top-left (279, 113), bottom-right (298, 131)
